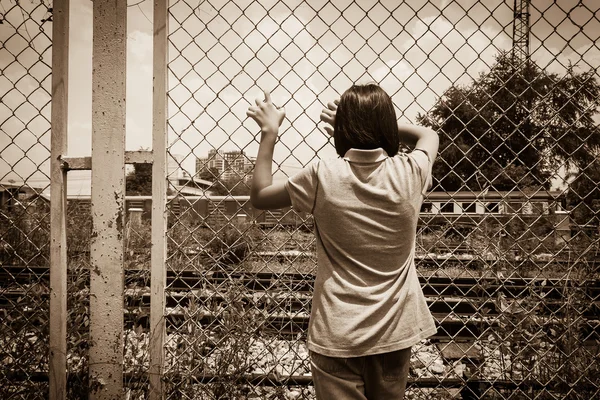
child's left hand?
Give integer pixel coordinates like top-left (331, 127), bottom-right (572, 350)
top-left (320, 100), bottom-right (338, 136)
top-left (246, 90), bottom-right (285, 139)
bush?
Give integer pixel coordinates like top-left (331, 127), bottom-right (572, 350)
top-left (0, 203), bottom-right (50, 265)
top-left (167, 218), bottom-right (260, 271)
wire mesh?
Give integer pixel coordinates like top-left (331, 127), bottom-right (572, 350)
top-left (1, 0), bottom-right (599, 399)
top-left (0, 3), bottom-right (147, 396)
top-left (164, 1), bottom-right (600, 399)
top-left (0, 0), bottom-right (53, 397)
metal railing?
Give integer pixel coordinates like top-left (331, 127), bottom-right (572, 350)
top-left (0, 0), bottom-right (598, 399)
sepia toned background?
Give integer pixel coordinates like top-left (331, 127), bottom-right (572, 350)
top-left (1, 0), bottom-right (599, 398)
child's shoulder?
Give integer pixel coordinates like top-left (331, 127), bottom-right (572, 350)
top-left (391, 150), bottom-right (429, 165)
top-left (310, 156), bottom-right (345, 170)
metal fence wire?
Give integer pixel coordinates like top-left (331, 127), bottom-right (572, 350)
top-left (0, 0), bottom-right (54, 397)
top-left (164, 0), bottom-right (599, 399)
top-left (1, 0), bottom-right (600, 399)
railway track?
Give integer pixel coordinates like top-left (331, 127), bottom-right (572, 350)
top-left (2, 264), bottom-right (599, 341)
top-left (2, 264), bottom-right (599, 396)
top-left (2, 262), bottom-right (600, 297)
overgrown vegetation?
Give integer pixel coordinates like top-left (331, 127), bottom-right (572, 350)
top-left (165, 278), bottom-right (267, 399)
top-left (0, 204), bottom-right (598, 398)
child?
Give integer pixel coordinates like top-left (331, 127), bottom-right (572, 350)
top-left (246, 83), bottom-right (439, 400)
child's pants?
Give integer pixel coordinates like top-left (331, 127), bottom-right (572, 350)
top-left (310, 347), bottom-right (412, 400)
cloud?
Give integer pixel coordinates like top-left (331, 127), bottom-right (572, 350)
top-left (369, 14), bottom-right (512, 119)
top-left (3, 0), bottom-right (599, 183)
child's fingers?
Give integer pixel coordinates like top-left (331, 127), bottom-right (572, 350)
top-left (263, 90), bottom-right (272, 104)
top-left (321, 107), bottom-right (335, 117)
top-left (320, 109), bottom-right (334, 124)
top-left (327, 101), bottom-right (339, 111)
top-left (246, 108), bottom-right (260, 123)
top-left (319, 112), bottom-right (327, 123)
top-left (323, 126), bottom-right (334, 136)
top-left (277, 108), bottom-right (286, 126)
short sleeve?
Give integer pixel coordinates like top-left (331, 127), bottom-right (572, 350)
top-left (285, 161), bottom-right (319, 213)
top-left (409, 149), bottom-right (432, 194)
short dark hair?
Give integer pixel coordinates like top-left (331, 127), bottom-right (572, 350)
top-left (333, 83), bottom-right (399, 157)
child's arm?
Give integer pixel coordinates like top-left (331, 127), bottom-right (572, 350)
top-left (246, 90), bottom-right (291, 210)
top-left (397, 123), bottom-right (439, 163)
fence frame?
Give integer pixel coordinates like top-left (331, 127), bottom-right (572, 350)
top-left (49, 1), bottom-right (169, 396)
top-left (149, 0), bottom-right (169, 397)
top-left (49, 0), bottom-right (69, 398)
top-left (88, 0), bottom-right (127, 398)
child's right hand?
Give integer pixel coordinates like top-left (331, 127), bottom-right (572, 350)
top-left (246, 90), bottom-right (286, 140)
top-left (320, 100), bottom-right (338, 136)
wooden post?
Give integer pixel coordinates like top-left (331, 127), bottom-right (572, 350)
top-left (89, 0), bottom-right (127, 398)
top-left (49, 0), bottom-right (69, 398)
top-left (149, 0), bottom-right (168, 397)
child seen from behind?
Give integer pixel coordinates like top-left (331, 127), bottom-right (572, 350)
top-left (246, 83), bottom-right (439, 400)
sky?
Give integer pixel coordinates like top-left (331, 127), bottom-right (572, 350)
top-left (1, 0), bottom-right (599, 191)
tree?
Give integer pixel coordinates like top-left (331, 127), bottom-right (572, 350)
top-left (417, 52), bottom-right (600, 192)
top-left (567, 158), bottom-right (600, 227)
top-left (198, 167), bottom-right (219, 181)
top-left (126, 163), bottom-right (152, 195)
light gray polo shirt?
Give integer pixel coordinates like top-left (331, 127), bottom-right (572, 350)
top-left (285, 148), bottom-right (437, 357)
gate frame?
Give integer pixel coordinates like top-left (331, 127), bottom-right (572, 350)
top-left (87, 0), bottom-right (128, 398)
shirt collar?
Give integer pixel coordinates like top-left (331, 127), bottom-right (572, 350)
top-left (343, 148), bottom-right (388, 163)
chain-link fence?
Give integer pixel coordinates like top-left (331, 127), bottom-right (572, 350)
top-left (0, 0), bottom-right (54, 397)
top-left (1, 0), bottom-right (600, 398)
top-left (164, 0), bottom-right (599, 399)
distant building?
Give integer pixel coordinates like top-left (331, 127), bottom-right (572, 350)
top-left (196, 149), bottom-right (255, 182)
top-left (195, 149), bottom-right (223, 179)
top-left (0, 182), bottom-right (40, 211)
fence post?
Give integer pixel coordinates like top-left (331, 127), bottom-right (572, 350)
top-left (49, 0), bottom-right (69, 398)
top-left (89, 0), bottom-right (127, 398)
top-left (149, 0), bottom-right (168, 397)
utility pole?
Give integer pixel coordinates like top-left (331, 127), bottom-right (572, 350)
top-left (512, 0), bottom-right (530, 65)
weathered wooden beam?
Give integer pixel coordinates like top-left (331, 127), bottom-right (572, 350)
top-left (126, 150), bottom-right (154, 164)
top-left (60, 156), bottom-right (91, 170)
